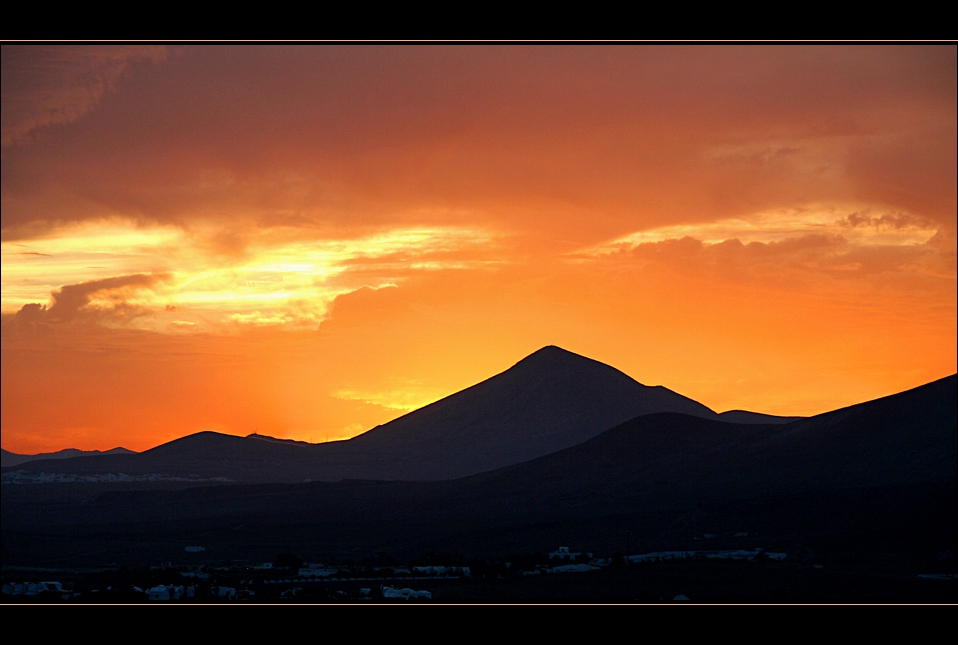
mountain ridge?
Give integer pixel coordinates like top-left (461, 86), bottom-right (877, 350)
top-left (2, 346), bottom-right (803, 482)
top-left (16, 347), bottom-right (942, 486)
top-left (5, 373), bottom-right (952, 532)
top-left (0, 447), bottom-right (136, 469)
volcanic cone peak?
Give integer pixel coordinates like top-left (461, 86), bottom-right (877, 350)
top-left (333, 345), bottom-right (718, 479)
top-left (512, 344), bottom-right (606, 367)
top-left (508, 345), bottom-right (645, 381)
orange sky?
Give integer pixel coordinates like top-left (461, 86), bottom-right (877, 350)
top-left (2, 45), bottom-right (955, 453)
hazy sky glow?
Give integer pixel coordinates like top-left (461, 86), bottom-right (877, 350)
top-left (2, 45), bottom-right (955, 453)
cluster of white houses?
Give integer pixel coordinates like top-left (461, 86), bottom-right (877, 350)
top-left (2, 581), bottom-right (68, 597)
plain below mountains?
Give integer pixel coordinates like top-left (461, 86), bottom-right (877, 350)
top-left (2, 346), bottom-right (801, 483)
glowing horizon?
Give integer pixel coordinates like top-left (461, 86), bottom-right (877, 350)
top-left (2, 45), bottom-right (955, 454)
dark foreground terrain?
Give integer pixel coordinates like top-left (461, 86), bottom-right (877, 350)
top-left (3, 360), bottom-right (955, 602)
top-left (3, 556), bottom-right (955, 604)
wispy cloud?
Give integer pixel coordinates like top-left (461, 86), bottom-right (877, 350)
top-left (1, 221), bottom-right (502, 330)
top-left (580, 205), bottom-right (941, 253)
top-left (333, 385), bottom-right (450, 411)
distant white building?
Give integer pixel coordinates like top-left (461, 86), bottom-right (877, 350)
top-left (548, 547), bottom-right (590, 562)
top-left (298, 566), bottom-right (339, 578)
top-left (2, 581), bottom-right (62, 596)
top-left (625, 549), bottom-right (784, 563)
top-left (184, 546), bottom-right (205, 553)
top-left (147, 585), bottom-right (185, 601)
top-left (412, 566), bottom-right (471, 577)
top-left (382, 586), bottom-right (432, 599)
top-left (551, 564), bottom-right (599, 573)
top-left (216, 586), bottom-right (237, 599)
top-left (180, 571), bottom-right (210, 580)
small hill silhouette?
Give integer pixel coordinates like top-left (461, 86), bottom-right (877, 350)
top-left (0, 447), bottom-right (135, 469)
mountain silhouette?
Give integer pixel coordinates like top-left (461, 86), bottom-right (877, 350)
top-left (321, 345), bottom-right (724, 479)
top-left (3, 345), bottom-right (796, 482)
top-left (451, 372), bottom-right (957, 518)
top-left (5, 375), bottom-right (952, 572)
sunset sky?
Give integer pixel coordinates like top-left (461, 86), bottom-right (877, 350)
top-left (2, 45), bottom-right (955, 454)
